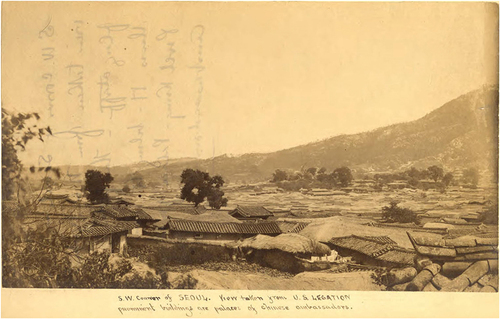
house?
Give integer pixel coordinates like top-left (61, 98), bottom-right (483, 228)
top-left (407, 231), bottom-right (498, 262)
top-left (22, 213), bottom-right (137, 257)
top-left (33, 203), bottom-right (97, 217)
top-left (69, 218), bottom-right (139, 256)
top-left (91, 206), bottom-right (159, 235)
top-left (275, 221), bottom-right (309, 233)
top-left (143, 203), bottom-right (206, 215)
top-left (236, 233), bottom-right (331, 273)
top-left (110, 198), bottom-right (135, 206)
top-left (229, 205), bottom-right (274, 221)
top-left (327, 235), bottom-right (416, 267)
top-left (160, 219), bottom-right (282, 241)
top-left (400, 231), bottom-right (499, 292)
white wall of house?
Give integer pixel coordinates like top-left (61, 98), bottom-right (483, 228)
top-left (119, 234), bottom-right (128, 255)
top-left (131, 228), bottom-right (143, 236)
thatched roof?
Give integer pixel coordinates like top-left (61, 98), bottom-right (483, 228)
top-left (238, 233), bottom-right (331, 256)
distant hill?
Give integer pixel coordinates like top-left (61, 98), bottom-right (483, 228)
top-left (54, 86), bottom-right (500, 185)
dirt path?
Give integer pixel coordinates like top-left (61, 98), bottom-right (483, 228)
top-left (169, 270), bottom-right (384, 290)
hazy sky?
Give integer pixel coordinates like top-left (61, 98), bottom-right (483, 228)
top-left (2, 2), bottom-right (498, 168)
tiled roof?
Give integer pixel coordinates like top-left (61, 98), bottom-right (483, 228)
top-left (329, 235), bottom-right (396, 257)
top-left (95, 206), bottom-right (157, 221)
top-left (407, 231), bottom-right (499, 261)
top-left (230, 205), bottom-right (273, 218)
top-left (143, 204), bottom-right (206, 215)
top-left (98, 206), bottom-right (138, 218)
top-left (375, 248), bottom-right (416, 266)
top-left (34, 204), bottom-right (98, 217)
top-left (167, 219), bottom-right (282, 235)
top-left (131, 207), bottom-right (157, 220)
top-left (22, 215), bottom-right (138, 238)
top-left (71, 219), bottom-right (139, 237)
top-left (276, 221), bottom-right (310, 233)
top-left (329, 235), bottom-right (415, 265)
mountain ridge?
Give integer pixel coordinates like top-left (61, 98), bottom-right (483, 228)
top-left (52, 85), bottom-right (499, 184)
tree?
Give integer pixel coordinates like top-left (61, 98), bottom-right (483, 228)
top-left (406, 167), bottom-right (422, 180)
top-left (129, 171), bottom-right (146, 188)
top-left (207, 188), bottom-right (228, 209)
top-left (382, 201), bottom-right (417, 223)
top-left (306, 167), bottom-right (317, 176)
top-left (180, 169), bottom-right (228, 209)
top-left (332, 166), bottom-right (353, 187)
top-left (318, 167), bottom-right (327, 175)
top-left (288, 171), bottom-right (303, 181)
top-left (122, 185), bottom-right (131, 193)
top-left (427, 165), bottom-right (444, 182)
top-left (442, 173), bottom-right (454, 186)
top-left (84, 170), bottom-right (114, 204)
top-left (271, 169), bottom-right (288, 182)
top-left (2, 110), bottom-right (52, 200)
top-left (463, 168), bottom-right (480, 186)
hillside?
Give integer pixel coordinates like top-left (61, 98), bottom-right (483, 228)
top-left (55, 85), bottom-right (499, 185)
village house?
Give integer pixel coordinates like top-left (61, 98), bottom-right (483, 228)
top-left (91, 206), bottom-right (159, 236)
top-left (143, 203), bottom-right (207, 215)
top-left (236, 233), bottom-right (332, 273)
top-left (22, 211), bottom-right (138, 258)
top-left (69, 218), bottom-right (139, 256)
top-left (401, 231), bottom-right (499, 292)
top-left (327, 235), bottom-right (416, 268)
top-left (158, 219), bottom-right (282, 241)
top-left (275, 221), bottom-right (310, 233)
top-left (229, 205), bottom-right (274, 222)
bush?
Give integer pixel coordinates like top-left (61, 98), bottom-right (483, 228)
top-left (131, 242), bottom-right (231, 268)
top-left (382, 201), bottom-right (417, 223)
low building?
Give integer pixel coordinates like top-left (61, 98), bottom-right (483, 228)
top-left (275, 221), bottom-right (309, 233)
top-left (229, 205), bottom-right (274, 221)
top-left (161, 219), bottom-right (282, 241)
top-left (407, 231), bottom-right (498, 262)
top-left (143, 203), bottom-right (206, 215)
top-left (236, 233), bottom-right (331, 273)
top-left (22, 213), bottom-right (138, 257)
top-left (91, 206), bottom-right (159, 236)
top-left (327, 235), bottom-right (416, 267)
top-left (69, 218), bottom-right (139, 256)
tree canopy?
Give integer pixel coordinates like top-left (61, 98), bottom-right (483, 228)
top-left (84, 170), bottom-right (114, 204)
top-left (332, 166), bottom-right (353, 187)
top-left (180, 169), bottom-right (228, 209)
top-left (427, 165), bottom-right (444, 182)
top-left (382, 201), bottom-right (417, 223)
top-left (2, 110), bottom-right (52, 201)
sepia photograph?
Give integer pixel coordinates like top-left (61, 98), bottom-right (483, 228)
top-left (1, 1), bottom-right (499, 317)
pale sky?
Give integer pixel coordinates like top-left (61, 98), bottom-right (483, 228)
top-left (2, 2), bottom-right (498, 167)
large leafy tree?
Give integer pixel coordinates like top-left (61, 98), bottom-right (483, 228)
top-left (2, 110), bottom-right (52, 201)
top-left (382, 201), bottom-right (417, 223)
top-left (332, 166), bottom-right (353, 187)
top-left (427, 165), bottom-right (444, 182)
top-left (180, 169), bottom-right (228, 209)
top-left (84, 170), bottom-right (114, 204)
top-left (271, 169), bottom-right (288, 182)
